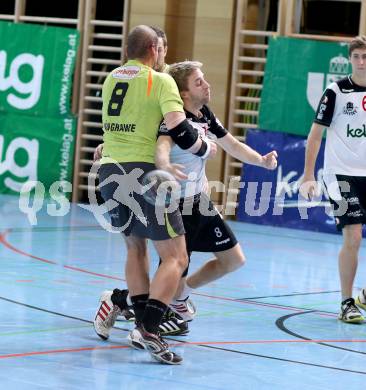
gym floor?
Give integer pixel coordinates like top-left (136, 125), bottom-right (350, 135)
top-left (0, 194), bottom-right (365, 389)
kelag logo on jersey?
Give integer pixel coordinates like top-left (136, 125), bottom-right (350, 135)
top-left (307, 54), bottom-right (349, 112)
top-left (346, 124), bottom-right (366, 137)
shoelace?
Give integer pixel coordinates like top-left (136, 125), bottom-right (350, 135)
top-left (172, 298), bottom-right (196, 313)
top-left (148, 331), bottom-right (169, 349)
top-left (171, 302), bottom-right (190, 313)
top-left (344, 303), bottom-right (359, 316)
top-left (163, 309), bottom-right (176, 321)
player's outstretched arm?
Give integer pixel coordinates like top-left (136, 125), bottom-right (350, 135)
top-left (216, 132), bottom-right (277, 169)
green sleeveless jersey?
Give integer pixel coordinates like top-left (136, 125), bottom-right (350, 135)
top-left (101, 59), bottom-right (184, 164)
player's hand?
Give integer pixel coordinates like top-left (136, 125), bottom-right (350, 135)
top-left (299, 175), bottom-right (317, 200)
top-left (207, 141), bottom-right (217, 159)
top-left (262, 150), bottom-right (278, 170)
top-left (94, 143), bottom-right (103, 162)
top-left (161, 163), bottom-right (188, 180)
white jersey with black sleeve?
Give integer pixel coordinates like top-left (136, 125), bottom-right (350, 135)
top-left (158, 105), bottom-right (228, 197)
top-left (314, 76), bottom-right (366, 176)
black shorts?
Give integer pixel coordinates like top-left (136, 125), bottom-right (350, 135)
top-left (326, 174), bottom-right (366, 231)
top-left (98, 162), bottom-right (185, 240)
top-left (180, 193), bottom-right (238, 253)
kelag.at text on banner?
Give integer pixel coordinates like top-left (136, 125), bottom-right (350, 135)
top-left (0, 22), bottom-right (80, 197)
top-left (0, 114), bottom-right (75, 196)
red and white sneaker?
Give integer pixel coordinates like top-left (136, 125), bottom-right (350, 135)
top-left (94, 290), bottom-right (122, 340)
top-left (169, 296), bottom-right (197, 322)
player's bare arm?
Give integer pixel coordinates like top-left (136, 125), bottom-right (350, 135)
top-left (155, 135), bottom-right (188, 180)
top-left (299, 122), bottom-right (325, 200)
top-left (216, 132), bottom-right (277, 170)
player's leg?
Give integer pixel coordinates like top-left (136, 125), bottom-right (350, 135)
top-left (339, 224), bottom-right (362, 299)
top-left (156, 254), bottom-right (192, 334)
top-left (338, 224), bottom-right (364, 323)
top-left (93, 163), bottom-right (137, 339)
top-left (132, 235), bottom-right (188, 364)
top-left (354, 177), bottom-right (366, 313)
top-left (171, 195), bottom-right (244, 319)
top-left (149, 235), bottom-right (188, 304)
top-left (170, 244), bottom-right (245, 322)
top-left (124, 235), bottom-right (149, 296)
top-left (167, 260), bottom-right (197, 322)
top-left (186, 244), bottom-right (245, 289)
top-left (328, 175), bottom-right (365, 323)
top-left (123, 235), bottom-right (150, 327)
top-left (130, 171), bottom-right (188, 364)
top-left (94, 235), bottom-right (148, 340)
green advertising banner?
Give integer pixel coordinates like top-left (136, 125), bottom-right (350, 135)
top-left (0, 21), bottom-right (79, 117)
top-left (0, 113), bottom-right (76, 197)
top-left (258, 37), bottom-right (350, 136)
top-left (0, 22), bottom-right (79, 197)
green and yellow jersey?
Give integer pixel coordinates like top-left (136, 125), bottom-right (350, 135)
top-left (101, 59), bottom-right (184, 164)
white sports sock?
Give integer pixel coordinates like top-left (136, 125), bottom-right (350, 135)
top-left (175, 282), bottom-right (193, 301)
top-left (126, 293), bottom-right (132, 306)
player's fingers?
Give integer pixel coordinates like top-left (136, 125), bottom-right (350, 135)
top-left (174, 169), bottom-right (188, 180)
top-left (172, 163), bottom-right (185, 171)
top-left (299, 181), bottom-right (310, 199)
top-left (308, 186), bottom-right (315, 200)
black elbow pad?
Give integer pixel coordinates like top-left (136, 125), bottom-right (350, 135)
top-left (169, 119), bottom-right (198, 149)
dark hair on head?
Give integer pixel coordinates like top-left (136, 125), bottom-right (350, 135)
top-left (150, 26), bottom-right (167, 47)
top-left (126, 25), bottom-right (158, 60)
top-left (349, 35), bottom-right (366, 56)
